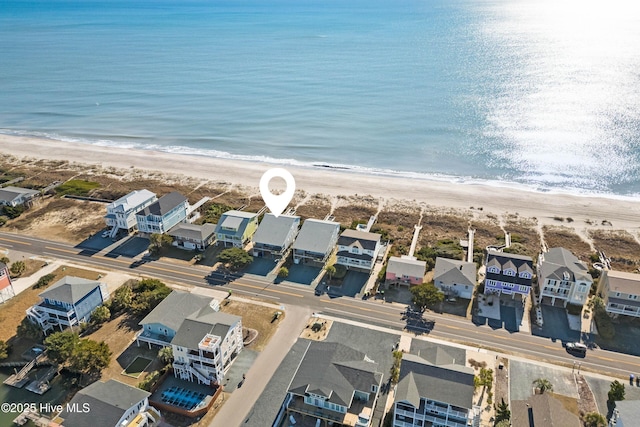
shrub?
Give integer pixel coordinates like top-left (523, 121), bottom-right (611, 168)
top-left (10, 261), bottom-right (26, 277)
top-left (2, 205), bottom-right (24, 219)
top-left (566, 304), bottom-right (583, 316)
top-left (33, 273), bottom-right (56, 289)
top-left (594, 311), bottom-right (615, 340)
top-left (0, 216), bottom-right (8, 226)
top-left (278, 267), bottom-right (289, 278)
top-left (333, 264), bottom-right (347, 280)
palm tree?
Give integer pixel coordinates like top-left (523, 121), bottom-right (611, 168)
top-left (533, 378), bottom-right (553, 394)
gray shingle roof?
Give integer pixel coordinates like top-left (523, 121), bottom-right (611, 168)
top-left (395, 353), bottom-right (475, 410)
top-left (433, 257), bottom-right (476, 287)
top-left (485, 250), bottom-right (534, 286)
top-left (171, 306), bottom-right (241, 349)
top-left (512, 393), bottom-right (580, 427)
top-left (0, 186), bottom-right (39, 203)
top-left (138, 291), bottom-right (213, 332)
top-left (288, 341), bottom-right (382, 407)
top-left (39, 276), bottom-right (103, 304)
top-left (137, 192), bottom-right (187, 216)
top-left (293, 219), bottom-right (340, 255)
top-left (540, 247), bottom-right (592, 283)
top-left (338, 229), bottom-right (381, 250)
top-left (60, 380), bottom-right (150, 427)
top-left (252, 214), bottom-right (300, 248)
top-left (168, 222), bottom-right (216, 241)
top-left (386, 256), bottom-right (426, 279)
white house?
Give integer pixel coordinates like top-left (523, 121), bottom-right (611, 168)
top-left (0, 186), bottom-right (39, 207)
top-left (104, 189), bottom-right (157, 238)
top-left (26, 276), bottom-right (109, 332)
top-left (599, 270), bottom-right (640, 318)
top-left (135, 192), bottom-right (189, 236)
top-left (433, 257), bottom-right (477, 299)
top-left (136, 290), bottom-right (243, 385)
top-left (537, 247), bottom-right (593, 307)
top-left (58, 379), bottom-right (161, 427)
top-left (335, 229), bottom-right (382, 272)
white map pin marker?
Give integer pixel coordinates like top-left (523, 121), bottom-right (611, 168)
top-left (260, 168), bottom-right (296, 217)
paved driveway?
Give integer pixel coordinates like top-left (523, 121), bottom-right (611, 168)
top-left (335, 270), bottom-right (369, 297)
top-left (107, 236), bottom-right (149, 258)
top-left (75, 232), bottom-right (112, 252)
top-left (283, 264), bottom-right (319, 286)
top-left (472, 304), bottom-right (519, 332)
top-left (532, 305), bottom-right (580, 342)
top-left (245, 258), bottom-right (276, 276)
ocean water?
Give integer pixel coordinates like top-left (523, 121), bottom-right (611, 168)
top-left (1, 0), bottom-right (639, 196)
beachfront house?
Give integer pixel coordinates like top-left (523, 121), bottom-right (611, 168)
top-left (0, 186), bottom-right (40, 207)
top-left (168, 222), bottom-right (216, 251)
top-left (484, 250), bottom-right (534, 300)
top-left (135, 192), bottom-right (189, 236)
top-left (26, 276), bottom-right (109, 333)
top-left (0, 262), bottom-right (15, 303)
top-left (393, 352), bottom-right (479, 427)
top-left (57, 379), bottom-right (161, 427)
top-left (537, 247), bottom-right (593, 308)
top-left (512, 393), bottom-right (580, 427)
top-left (598, 270), bottom-right (640, 318)
top-left (136, 290), bottom-right (243, 385)
top-left (215, 210), bottom-right (259, 248)
top-left (292, 219), bottom-right (340, 265)
top-left (335, 229), bottom-right (382, 272)
top-left (251, 213), bottom-right (300, 259)
top-left (433, 257), bottom-right (477, 299)
top-left (104, 189), bottom-right (157, 238)
top-left (385, 256), bottom-right (426, 287)
top-left (281, 341), bottom-right (383, 427)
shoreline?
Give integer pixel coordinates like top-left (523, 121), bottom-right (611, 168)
top-left (3, 131), bottom-right (639, 202)
top-left (1, 134), bottom-right (640, 233)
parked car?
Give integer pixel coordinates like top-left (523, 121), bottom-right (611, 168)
top-left (101, 230), bottom-right (111, 238)
top-left (566, 342), bottom-right (587, 356)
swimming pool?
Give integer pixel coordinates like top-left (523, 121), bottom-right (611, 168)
top-left (161, 386), bottom-right (206, 410)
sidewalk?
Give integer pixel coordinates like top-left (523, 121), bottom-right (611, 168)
top-left (10, 259), bottom-right (62, 295)
top-left (209, 304), bottom-right (312, 427)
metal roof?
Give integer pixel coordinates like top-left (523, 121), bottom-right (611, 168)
top-left (292, 219), bottom-right (340, 255)
top-left (252, 214), bottom-right (300, 248)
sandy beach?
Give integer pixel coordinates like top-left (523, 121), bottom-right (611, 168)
top-left (1, 133), bottom-right (640, 234)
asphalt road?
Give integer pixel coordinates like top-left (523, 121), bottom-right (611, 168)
top-left (1, 231), bottom-right (638, 378)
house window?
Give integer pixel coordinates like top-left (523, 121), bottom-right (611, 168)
top-left (487, 266), bottom-right (500, 274)
top-left (578, 285), bottom-right (587, 293)
top-left (519, 272), bottom-right (531, 279)
top-left (504, 269), bottom-right (516, 277)
top-left (616, 292), bottom-right (621, 297)
top-left (371, 384), bottom-right (378, 393)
